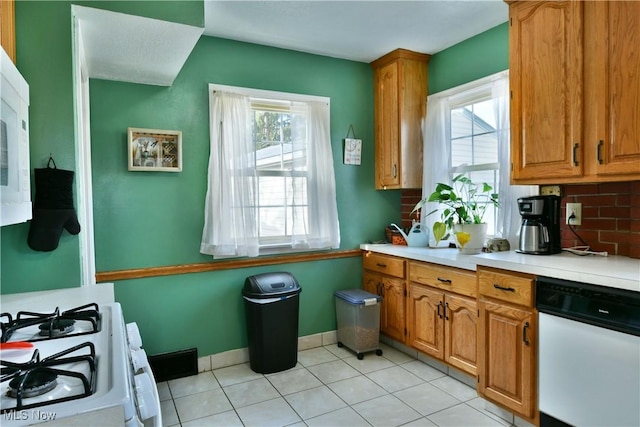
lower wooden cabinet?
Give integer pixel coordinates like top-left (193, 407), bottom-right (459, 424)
top-left (407, 261), bottom-right (478, 376)
top-left (407, 283), bottom-right (477, 376)
top-left (477, 266), bottom-right (537, 423)
top-left (362, 252), bottom-right (407, 343)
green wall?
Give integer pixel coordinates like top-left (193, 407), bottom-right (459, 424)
top-left (428, 22), bottom-right (509, 94)
top-left (2, 0), bottom-right (508, 357)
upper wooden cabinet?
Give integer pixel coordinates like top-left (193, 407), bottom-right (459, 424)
top-left (371, 49), bottom-right (430, 190)
top-left (509, 0), bottom-right (583, 182)
top-left (584, 1), bottom-right (640, 177)
top-left (509, 0), bottom-right (640, 184)
top-left (0, 0), bottom-right (16, 63)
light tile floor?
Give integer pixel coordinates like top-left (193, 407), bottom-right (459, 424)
top-left (158, 343), bottom-right (520, 427)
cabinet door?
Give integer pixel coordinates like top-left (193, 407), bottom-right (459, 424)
top-left (374, 61), bottom-right (400, 189)
top-left (363, 270), bottom-right (381, 296)
top-left (509, 1), bottom-right (583, 182)
top-left (380, 276), bottom-right (406, 342)
top-left (587, 1), bottom-right (640, 177)
top-left (444, 293), bottom-right (477, 376)
top-left (407, 283), bottom-right (444, 359)
top-left (477, 298), bottom-right (536, 419)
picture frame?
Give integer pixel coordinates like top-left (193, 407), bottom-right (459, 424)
top-left (128, 127), bottom-right (182, 172)
top-left (343, 138), bottom-right (362, 165)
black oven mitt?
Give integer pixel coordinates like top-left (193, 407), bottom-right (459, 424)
top-left (27, 158), bottom-right (81, 252)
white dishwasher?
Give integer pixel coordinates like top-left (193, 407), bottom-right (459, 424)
top-left (536, 277), bottom-right (640, 427)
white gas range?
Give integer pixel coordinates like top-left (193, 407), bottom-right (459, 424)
top-left (0, 285), bottom-right (161, 426)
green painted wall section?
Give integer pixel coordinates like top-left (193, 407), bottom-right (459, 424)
top-left (90, 37), bottom-right (392, 272)
top-left (88, 36), bottom-right (399, 355)
top-left (428, 22), bottom-right (509, 94)
top-left (2, 1), bottom-right (508, 357)
top-left (1, 1), bottom-right (81, 292)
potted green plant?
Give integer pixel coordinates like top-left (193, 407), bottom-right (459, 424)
top-left (412, 174), bottom-right (499, 254)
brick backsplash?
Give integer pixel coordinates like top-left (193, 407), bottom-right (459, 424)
top-left (562, 181), bottom-right (640, 258)
top-left (400, 182), bottom-right (640, 259)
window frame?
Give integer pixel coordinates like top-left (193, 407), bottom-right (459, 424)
top-left (208, 84), bottom-right (330, 253)
top-left (444, 83), bottom-right (501, 236)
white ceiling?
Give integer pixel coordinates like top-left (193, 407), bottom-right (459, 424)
top-left (203, 0), bottom-right (509, 63)
top-left (74, 6), bottom-right (204, 86)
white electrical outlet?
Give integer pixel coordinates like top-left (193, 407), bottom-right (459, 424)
top-left (566, 203), bottom-right (582, 225)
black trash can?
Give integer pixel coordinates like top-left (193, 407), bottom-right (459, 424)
top-left (243, 272), bottom-right (302, 374)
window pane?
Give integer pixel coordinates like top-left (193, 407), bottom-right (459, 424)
top-left (258, 176), bottom-right (286, 206)
top-left (472, 99), bottom-right (496, 130)
top-left (451, 137), bottom-right (472, 167)
top-left (259, 206), bottom-right (286, 237)
top-left (451, 107), bottom-right (472, 139)
top-left (474, 132), bottom-right (498, 164)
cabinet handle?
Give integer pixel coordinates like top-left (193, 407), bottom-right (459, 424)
top-left (437, 302), bottom-right (443, 319)
top-left (597, 140), bottom-right (604, 164)
top-left (437, 277), bottom-right (452, 284)
top-left (523, 321), bottom-right (530, 346)
top-left (572, 143), bottom-right (579, 166)
top-left (376, 263), bottom-right (387, 268)
top-left (493, 284), bottom-right (515, 292)
top-left (444, 302), bottom-right (450, 320)
top-left (392, 164), bottom-right (397, 178)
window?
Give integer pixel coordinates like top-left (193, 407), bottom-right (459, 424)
top-left (449, 97), bottom-right (499, 235)
top-left (201, 85), bottom-right (340, 258)
top-left (251, 99), bottom-right (308, 246)
top-left (422, 70), bottom-right (536, 245)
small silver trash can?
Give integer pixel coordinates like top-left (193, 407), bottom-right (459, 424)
top-left (334, 289), bottom-right (383, 360)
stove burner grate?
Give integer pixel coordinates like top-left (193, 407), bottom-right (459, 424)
top-left (7, 370), bottom-right (58, 398)
top-left (0, 341), bottom-right (97, 413)
top-left (38, 318), bottom-right (76, 337)
top-left (0, 303), bottom-right (101, 343)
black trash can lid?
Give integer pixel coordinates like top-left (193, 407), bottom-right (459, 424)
top-left (243, 272), bottom-right (301, 299)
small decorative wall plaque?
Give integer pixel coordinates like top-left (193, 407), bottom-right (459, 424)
top-left (343, 124), bottom-right (362, 165)
top-left (128, 128), bottom-right (182, 172)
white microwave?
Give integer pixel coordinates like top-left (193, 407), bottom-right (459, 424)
top-left (1, 45), bottom-right (31, 226)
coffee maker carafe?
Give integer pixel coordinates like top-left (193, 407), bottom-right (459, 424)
top-left (517, 195), bottom-right (561, 254)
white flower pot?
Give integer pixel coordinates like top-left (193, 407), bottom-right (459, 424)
top-left (453, 223), bottom-right (488, 255)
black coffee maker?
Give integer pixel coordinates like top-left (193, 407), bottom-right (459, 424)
top-left (517, 195), bottom-right (561, 254)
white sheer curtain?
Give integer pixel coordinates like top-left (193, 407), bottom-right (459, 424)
top-left (492, 76), bottom-right (537, 248)
top-left (201, 88), bottom-right (339, 258)
top-left (419, 95), bottom-right (451, 246)
top-left (291, 101), bottom-right (340, 249)
top-left (201, 91), bottom-right (259, 258)
top-left (420, 71), bottom-right (536, 247)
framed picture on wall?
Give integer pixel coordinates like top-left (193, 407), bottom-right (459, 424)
top-left (128, 127), bottom-right (182, 172)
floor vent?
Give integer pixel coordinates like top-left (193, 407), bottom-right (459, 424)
top-left (148, 348), bottom-right (198, 382)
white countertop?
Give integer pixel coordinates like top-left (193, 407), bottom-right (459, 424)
top-left (360, 244), bottom-right (640, 292)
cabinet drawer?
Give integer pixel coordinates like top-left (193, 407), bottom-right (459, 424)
top-left (478, 267), bottom-right (534, 307)
top-left (363, 252), bottom-right (405, 279)
top-left (409, 261), bottom-right (476, 298)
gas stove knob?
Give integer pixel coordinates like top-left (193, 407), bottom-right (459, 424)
top-left (134, 372), bottom-right (158, 421)
top-left (130, 347), bottom-right (148, 373)
top-left (126, 322), bottom-right (143, 349)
